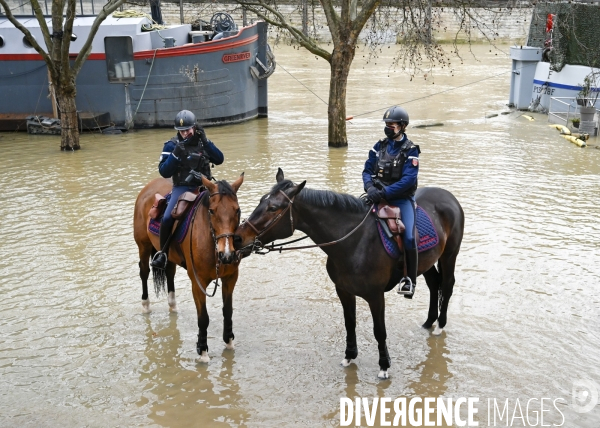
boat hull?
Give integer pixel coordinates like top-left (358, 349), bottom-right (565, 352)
top-left (0, 18), bottom-right (270, 129)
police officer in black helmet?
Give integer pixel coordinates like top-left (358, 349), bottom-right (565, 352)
top-left (151, 110), bottom-right (224, 269)
top-left (362, 106), bottom-right (421, 298)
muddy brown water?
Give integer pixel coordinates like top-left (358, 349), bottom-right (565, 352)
top-left (1, 44), bottom-right (599, 427)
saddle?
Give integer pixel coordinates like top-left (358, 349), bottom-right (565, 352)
top-left (148, 189), bottom-right (200, 220)
top-left (375, 202), bottom-right (405, 251)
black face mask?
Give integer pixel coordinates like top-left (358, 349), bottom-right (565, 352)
top-left (384, 126), bottom-right (402, 139)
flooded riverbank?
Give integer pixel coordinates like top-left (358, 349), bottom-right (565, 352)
top-left (1, 44), bottom-right (599, 427)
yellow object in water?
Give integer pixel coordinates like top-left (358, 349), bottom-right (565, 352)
top-left (522, 115), bottom-right (535, 121)
top-left (548, 124), bottom-right (571, 134)
top-left (561, 134), bottom-right (586, 147)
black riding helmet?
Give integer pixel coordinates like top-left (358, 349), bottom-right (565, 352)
top-left (383, 106), bottom-right (409, 126)
top-left (174, 109), bottom-right (196, 130)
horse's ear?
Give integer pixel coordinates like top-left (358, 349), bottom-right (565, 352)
top-left (276, 168), bottom-right (284, 183)
top-left (202, 176), bottom-right (217, 193)
top-left (231, 172), bottom-right (244, 193)
top-left (286, 180), bottom-right (306, 199)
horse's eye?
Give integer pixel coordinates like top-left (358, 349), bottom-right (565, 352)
top-left (268, 205), bottom-right (278, 212)
top-left (208, 209), bottom-right (214, 215)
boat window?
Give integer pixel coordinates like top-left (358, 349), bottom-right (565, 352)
top-left (23, 36), bottom-right (34, 48)
top-left (104, 37), bottom-right (135, 83)
top-left (0, 36), bottom-right (4, 48)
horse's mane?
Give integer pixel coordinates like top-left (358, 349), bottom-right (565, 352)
top-left (201, 180), bottom-right (236, 206)
top-left (272, 180), bottom-right (368, 214)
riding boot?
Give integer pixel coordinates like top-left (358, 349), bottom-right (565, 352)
top-left (151, 219), bottom-right (173, 269)
top-left (398, 247), bottom-right (418, 299)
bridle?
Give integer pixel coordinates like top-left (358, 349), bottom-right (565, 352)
top-left (239, 189), bottom-right (372, 254)
top-left (242, 190), bottom-right (296, 242)
top-left (189, 190), bottom-right (240, 297)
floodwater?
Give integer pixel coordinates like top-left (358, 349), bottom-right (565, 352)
top-left (1, 44), bottom-right (599, 428)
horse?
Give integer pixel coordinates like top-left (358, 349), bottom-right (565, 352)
top-left (133, 174), bottom-right (244, 362)
top-left (234, 168), bottom-right (464, 379)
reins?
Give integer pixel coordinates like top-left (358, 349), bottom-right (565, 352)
top-left (188, 191), bottom-right (237, 297)
top-left (242, 190), bottom-right (372, 254)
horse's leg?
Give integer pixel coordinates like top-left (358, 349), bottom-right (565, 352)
top-left (335, 287), bottom-right (358, 367)
top-left (435, 252), bottom-right (459, 336)
top-left (191, 281), bottom-right (210, 362)
top-left (422, 265), bottom-right (442, 329)
top-left (166, 261), bottom-right (177, 312)
top-left (139, 245), bottom-right (155, 313)
top-left (220, 273), bottom-right (238, 350)
top-left (367, 293), bottom-right (391, 379)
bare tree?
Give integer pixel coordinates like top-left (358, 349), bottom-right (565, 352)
top-left (0, 0), bottom-right (126, 150)
top-left (235, 0), bottom-right (524, 147)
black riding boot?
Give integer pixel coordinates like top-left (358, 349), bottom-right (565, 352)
top-left (151, 219), bottom-right (173, 269)
top-left (398, 247), bottom-right (418, 299)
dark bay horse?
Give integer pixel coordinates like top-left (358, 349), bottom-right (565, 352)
top-left (133, 174), bottom-right (244, 362)
top-left (234, 169), bottom-right (464, 379)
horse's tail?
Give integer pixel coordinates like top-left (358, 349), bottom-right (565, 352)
top-left (152, 266), bottom-right (167, 297)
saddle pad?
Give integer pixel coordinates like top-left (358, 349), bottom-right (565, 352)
top-left (376, 206), bottom-right (439, 259)
top-left (148, 191), bottom-right (205, 243)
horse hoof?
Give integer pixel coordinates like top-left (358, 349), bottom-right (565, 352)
top-left (341, 359), bottom-right (353, 367)
top-left (225, 338), bottom-right (235, 350)
top-left (199, 351), bottom-right (210, 363)
top-left (432, 326), bottom-right (444, 336)
top-left (168, 292), bottom-right (177, 312)
top-left (141, 299), bottom-right (151, 313)
top-left (378, 370), bottom-right (389, 380)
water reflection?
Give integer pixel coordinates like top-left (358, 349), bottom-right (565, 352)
top-left (138, 315), bottom-right (250, 427)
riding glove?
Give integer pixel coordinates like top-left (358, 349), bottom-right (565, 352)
top-left (195, 126), bottom-right (209, 145)
top-left (172, 142), bottom-right (186, 159)
top-left (367, 185), bottom-right (385, 204)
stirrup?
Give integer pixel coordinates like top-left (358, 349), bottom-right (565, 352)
top-left (397, 277), bottom-right (414, 295)
top-left (151, 251), bottom-right (167, 269)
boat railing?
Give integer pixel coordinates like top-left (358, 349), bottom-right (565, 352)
top-left (548, 96), bottom-right (579, 126)
top-left (1, 0), bottom-right (103, 17)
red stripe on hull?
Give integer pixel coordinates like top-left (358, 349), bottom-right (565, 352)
top-left (133, 35), bottom-right (259, 60)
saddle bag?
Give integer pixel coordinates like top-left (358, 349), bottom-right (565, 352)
top-left (149, 193), bottom-right (167, 220)
top-left (171, 190), bottom-right (200, 220)
top-left (377, 204), bottom-right (405, 236)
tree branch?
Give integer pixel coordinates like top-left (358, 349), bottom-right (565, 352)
top-left (237, 1), bottom-right (332, 61)
top-left (72, 0), bottom-right (125, 74)
top-left (0, 0), bottom-right (53, 65)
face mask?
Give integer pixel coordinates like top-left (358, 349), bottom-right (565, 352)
top-left (384, 126), bottom-right (396, 139)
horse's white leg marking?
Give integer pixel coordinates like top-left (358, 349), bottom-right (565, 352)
top-left (225, 338), bottom-right (235, 350)
top-left (168, 291), bottom-right (177, 312)
top-left (432, 326), bottom-right (444, 336)
top-left (341, 359), bottom-right (353, 367)
top-left (378, 370), bottom-right (389, 380)
top-left (199, 350), bottom-right (210, 363)
top-left (141, 299), bottom-right (151, 313)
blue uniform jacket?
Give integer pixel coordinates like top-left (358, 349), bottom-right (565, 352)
top-left (158, 134), bottom-right (224, 179)
top-left (362, 134), bottom-right (419, 203)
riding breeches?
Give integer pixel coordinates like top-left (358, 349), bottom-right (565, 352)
top-left (392, 197), bottom-right (417, 250)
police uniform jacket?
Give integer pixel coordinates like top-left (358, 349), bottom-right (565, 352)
top-left (362, 134), bottom-right (420, 203)
top-left (158, 133), bottom-right (224, 185)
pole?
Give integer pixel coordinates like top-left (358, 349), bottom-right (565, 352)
top-left (179, 0), bottom-right (183, 25)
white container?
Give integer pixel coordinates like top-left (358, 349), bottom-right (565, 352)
top-left (129, 61), bottom-right (135, 78)
top-left (114, 63), bottom-right (123, 79)
top-left (120, 62), bottom-right (130, 78)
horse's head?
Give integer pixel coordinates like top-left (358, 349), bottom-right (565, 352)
top-left (202, 173), bottom-right (244, 264)
top-left (234, 168), bottom-right (305, 255)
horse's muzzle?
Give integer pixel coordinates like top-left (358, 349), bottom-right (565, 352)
top-left (218, 250), bottom-right (236, 264)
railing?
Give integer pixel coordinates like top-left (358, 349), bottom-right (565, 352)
top-left (1, 0), bottom-right (104, 17)
top-left (548, 97), bottom-right (578, 126)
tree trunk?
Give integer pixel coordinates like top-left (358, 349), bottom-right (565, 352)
top-left (328, 47), bottom-right (354, 147)
top-left (56, 86), bottom-right (80, 151)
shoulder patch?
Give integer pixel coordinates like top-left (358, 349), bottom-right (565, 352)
top-left (412, 158), bottom-right (418, 167)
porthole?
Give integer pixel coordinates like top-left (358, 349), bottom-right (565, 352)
top-left (0, 36), bottom-right (4, 48)
top-left (23, 36), bottom-right (34, 48)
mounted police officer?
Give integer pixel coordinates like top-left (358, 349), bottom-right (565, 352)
top-left (362, 106), bottom-right (421, 298)
top-left (151, 110), bottom-right (224, 269)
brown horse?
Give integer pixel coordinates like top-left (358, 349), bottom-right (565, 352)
top-left (133, 174), bottom-right (244, 362)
